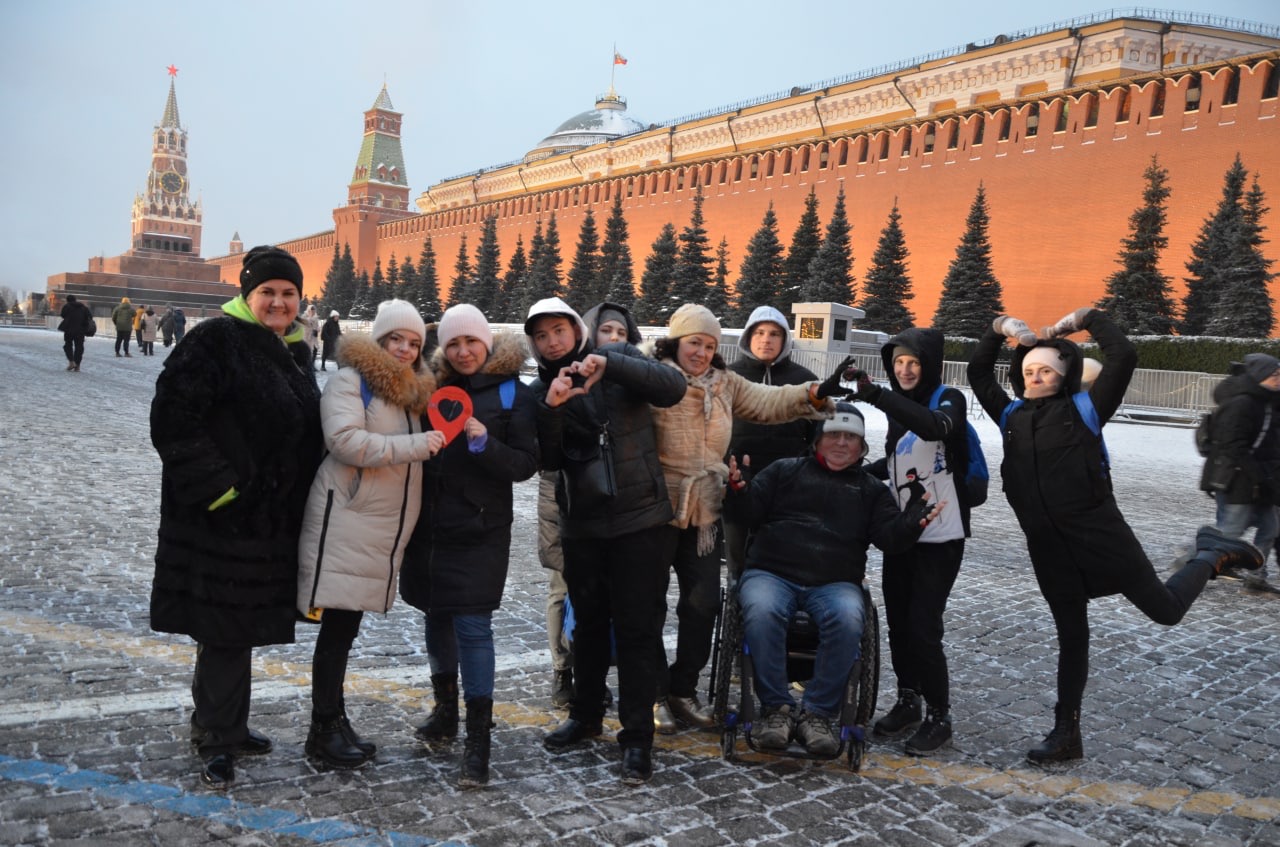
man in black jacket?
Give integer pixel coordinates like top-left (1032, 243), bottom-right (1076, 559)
top-left (1201, 353), bottom-right (1280, 587)
top-left (58, 294), bottom-right (94, 372)
top-left (725, 402), bottom-right (938, 756)
top-left (525, 297), bottom-right (687, 785)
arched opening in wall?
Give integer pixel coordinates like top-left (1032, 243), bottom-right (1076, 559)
top-left (877, 132), bottom-right (889, 159)
top-left (782, 150), bottom-right (793, 175)
top-left (1054, 99), bottom-right (1070, 132)
top-left (701, 163), bottom-right (712, 184)
top-left (750, 155), bottom-right (760, 178)
top-left (993, 111), bottom-right (1009, 141)
top-left (573, 187), bottom-right (581, 206)
top-left (836, 139), bottom-right (849, 166)
top-left (734, 159), bottom-right (744, 181)
top-left (663, 172), bottom-right (672, 193)
top-left (900, 127), bottom-right (912, 157)
top-left (800, 147), bottom-right (812, 172)
top-left (765, 152), bottom-right (776, 177)
top-left (1114, 88), bottom-right (1131, 123)
top-left (168, 131), bottom-right (176, 147)
top-left (971, 115), bottom-right (985, 146)
top-left (923, 124), bottom-right (936, 154)
top-left (855, 136), bottom-right (868, 163)
top-left (650, 173), bottom-right (660, 194)
top-left (1264, 61), bottom-right (1279, 99)
top-left (1222, 68), bottom-right (1239, 106)
top-left (717, 162), bottom-right (728, 184)
top-left (819, 142), bottom-right (830, 169)
top-left (1083, 94), bottom-right (1099, 127)
top-left (684, 169), bottom-right (693, 190)
top-left (155, 131), bottom-right (164, 148)
top-left (1025, 103), bottom-right (1039, 137)
top-left (1185, 74), bottom-right (1202, 112)
top-left (1150, 82), bottom-right (1166, 117)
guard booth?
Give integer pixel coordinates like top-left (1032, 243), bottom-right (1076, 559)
top-left (790, 302), bottom-right (887, 354)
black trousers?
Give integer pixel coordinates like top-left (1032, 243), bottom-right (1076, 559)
top-left (657, 525), bottom-right (723, 700)
top-left (62, 334), bottom-right (84, 365)
top-left (114, 331), bottom-right (130, 354)
top-left (563, 524), bottom-right (677, 749)
top-left (1046, 555), bottom-right (1213, 710)
top-left (312, 608), bottom-right (364, 719)
top-left (882, 539), bottom-right (963, 710)
top-left (191, 643), bottom-right (252, 757)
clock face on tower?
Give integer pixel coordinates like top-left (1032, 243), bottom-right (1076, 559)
top-left (160, 171), bottom-right (183, 194)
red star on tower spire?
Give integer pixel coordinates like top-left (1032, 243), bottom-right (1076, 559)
top-left (167, 64), bottom-right (179, 77)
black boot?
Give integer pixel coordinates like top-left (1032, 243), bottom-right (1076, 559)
top-left (415, 673), bottom-right (459, 741)
top-left (1194, 525), bottom-right (1264, 576)
top-left (904, 703), bottom-right (952, 755)
top-left (306, 713), bottom-right (371, 769)
top-left (459, 697), bottom-right (493, 788)
top-left (338, 695), bottom-right (376, 758)
top-left (874, 689), bottom-right (922, 736)
top-left (1027, 703), bottom-right (1083, 763)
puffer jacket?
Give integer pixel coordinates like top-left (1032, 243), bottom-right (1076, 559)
top-left (400, 333), bottom-right (539, 615)
top-left (111, 301), bottom-right (134, 333)
top-left (297, 335), bottom-right (438, 615)
top-left (649, 359), bottom-right (821, 533)
top-left (725, 454), bottom-right (925, 587)
top-left (1200, 366), bottom-right (1280, 504)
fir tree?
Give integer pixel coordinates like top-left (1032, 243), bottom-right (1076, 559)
top-left (1094, 156), bottom-right (1177, 335)
top-left (734, 204), bottom-right (786, 324)
top-left (1207, 170), bottom-right (1275, 337)
top-left (1183, 156), bottom-right (1248, 336)
top-left (600, 194), bottom-right (636, 310)
top-left (636, 223), bottom-right (679, 325)
top-left (415, 239), bottom-right (443, 322)
top-left (932, 183), bottom-right (1006, 338)
top-left (471, 214), bottom-right (503, 316)
top-left (348, 270), bottom-right (373, 320)
top-left (566, 208), bottom-right (603, 308)
top-left (860, 202), bottom-right (916, 335)
top-left (319, 243), bottom-right (344, 316)
top-left (498, 235), bottom-right (528, 322)
top-left (398, 255), bottom-right (417, 303)
top-left (368, 257), bottom-right (389, 307)
top-left (670, 189), bottom-right (714, 308)
top-left (525, 214), bottom-right (564, 308)
top-left (385, 254), bottom-right (401, 303)
top-left (805, 188), bottom-right (855, 305)
top-left (448, 235), bottom-right (471, 308)
top-left (516, 220), bottom-right (548, 318)
top-left (321, 242), bottom-right (358, 317)
top-left (706, 237), bottom-right (732, 319)
top-left (781, 190), bottom-right (822, 309)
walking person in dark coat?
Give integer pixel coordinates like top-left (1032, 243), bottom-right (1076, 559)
top-left (150, 245), bottom-right (323, 790)
top-left (967, 307), bottom-right (1263, 764)
top-left (525, 297), bottom-right (687, 785)
top-left (1200, 353), bottom-right (1280, 589)
top-left (172, 307), bottom-right (187, 344)
top-left (158, 306), bottom-right (176, 348)
top-left (400, 304), bottom-right (538, 788)
top-left (58, 294), bottom-right (94, 372)
top-left (111, 297), bottom-right (134, 357)
top-left (851, 326), bottom-right (972, 755)
top-left (320, 311), bottom-right (343, 370)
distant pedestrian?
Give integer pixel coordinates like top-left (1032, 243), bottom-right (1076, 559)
top-left (133, 304), bottom-right (147, 349)
top-left (320, 310), bottom-right (342, 370)
top-left (159, 306), bottom-right (176, 347)
top-left (111, 297), bottom-right (134, 357)
top-left (1200, 353), bottom-right (1280, 590)
top-left (297, 299), bottom-right (444, 771)
top-left (58, 294), bottom-right (94, 372)
top-left (150, 245), bottom-right (322, 790)
top-left (140, 307), bottom-right (158, 356)
top-left (302, 304), bottom-right (320, 366)
top-left (172, 307), bottom-right (187, 344)
top-left (968, 307), bottom-right (1264, 764)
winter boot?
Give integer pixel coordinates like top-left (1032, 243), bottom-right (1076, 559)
top-left (874, 689), bottom-right (922, 736)
top-left (338, 694), bottom-right (376, 758)
top-left (1027, 703), bottom-right (1083, 763)
top-left (415, 673), bottom-right (459, 741)
top-left (1194, 525), bottom-right (1264, 576)
top-left (305, 713), bottom-right (371, 769)
top-left (904, 704), bottom-right (952, 755)
top-left (458, 697), bottom-right (493, 788)
top-left (551, 668), bottom-right (573, 709)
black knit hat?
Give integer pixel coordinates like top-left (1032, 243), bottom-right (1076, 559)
top-left (240, 245), bottom-right (303, 298)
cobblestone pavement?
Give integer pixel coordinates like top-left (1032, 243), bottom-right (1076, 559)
top-left (1, 327), bottom-right (1279, 846)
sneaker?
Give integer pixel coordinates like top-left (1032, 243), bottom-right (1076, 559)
top-left (753, 705), bottom-right (795, 751)
top-left (874, 689), bottom-right (922, 736)
top-left (904, 707), bottom-right (952, 756)
top-left (795, 711), bottom-right (839, 756)
top-left (551, 669), bottom-right (573, 709)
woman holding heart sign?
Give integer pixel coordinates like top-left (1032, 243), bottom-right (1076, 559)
top-left (400, 303), bottom-right (539, 789)
top-left (297, 299), bottom-right (445, 771)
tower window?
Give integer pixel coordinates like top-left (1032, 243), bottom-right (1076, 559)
top-left (923, 124), bottom-right (935, 154)
top-left (1185, 76), bottom-right (1201, 112)
top-left (1025, 104), bottom-right (1039, 137)
top-left (947, 120), bottom-right (961, 148)
top-left (1084, 95), bottom-right (1099, 127)
top-left (972, 116), bottom-right (985, 146)
top-left (900, 127), bottom-right (912, 157)
top-left (1222, 69), bottom-right (1239, 106)
top-left (1150, 83), bottom-right (1166, 117)
top-left (878, 133), bottom-right (889, 159)
top-left (1115, 89), bottom-right (1130, 123)
top-left (996, 111), bottom-right (1010, 141)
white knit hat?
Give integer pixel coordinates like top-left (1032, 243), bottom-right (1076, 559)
top-left (1023, 346), bottom-right (1068, 377)
top-left (370, 299), bottom-right (426, 344)
top-left (667, 303), bottom-right (721, 343)
top-left (438, 303), bottom-right (493, 352)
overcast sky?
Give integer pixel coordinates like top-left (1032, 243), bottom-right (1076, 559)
top-left (2, 1), bottom-right (1276, 301)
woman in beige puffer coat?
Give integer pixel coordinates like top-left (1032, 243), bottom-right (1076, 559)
top-left (296, 300), bottom-right (444, 770)
top-left (645, 303), bottom-right (848, 733)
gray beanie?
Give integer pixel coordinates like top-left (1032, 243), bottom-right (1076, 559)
top-left (1245, 353), bottom-right (1280, 383)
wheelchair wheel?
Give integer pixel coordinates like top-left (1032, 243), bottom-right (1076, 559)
top-left (848, 596), bottom-right (879, 772)
top-left (710, 587), bottom-right (743, 729)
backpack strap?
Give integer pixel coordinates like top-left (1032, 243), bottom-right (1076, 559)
top-left (360, 376), bottom-right (374, 410)
top-left (499, 377), bottom-right (516, 411)
top-left (1072, 392), bottom-right (1111, 475)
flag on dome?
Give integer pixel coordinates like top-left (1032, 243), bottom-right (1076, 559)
top-left (614, 51), bottom-right (627, 66)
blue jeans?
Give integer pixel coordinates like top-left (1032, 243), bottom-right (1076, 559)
top-left (1216, 496), bottom-right (1279, 567)
top-left (426, 612), bottom-right (495, 701)
top-left (739, 570), bottom-right (864, 718)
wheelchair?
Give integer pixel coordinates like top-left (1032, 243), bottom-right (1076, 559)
top-left (707, 579), bottom-right (879, 771)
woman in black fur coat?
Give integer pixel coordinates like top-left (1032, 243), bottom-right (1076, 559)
top-left (150, 246), bottom-right (323, 790)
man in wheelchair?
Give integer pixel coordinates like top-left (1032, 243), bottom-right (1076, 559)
top-left (725, 402), bottom-right (942, 755)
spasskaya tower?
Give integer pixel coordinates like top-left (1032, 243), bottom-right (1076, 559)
top-left (131, 65), bottom-right (202, 257)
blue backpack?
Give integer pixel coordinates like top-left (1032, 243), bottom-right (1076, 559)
top-left (999, 392), bottom-right (1110, 477)
top-left (929, 384), bottom-right (989, 507)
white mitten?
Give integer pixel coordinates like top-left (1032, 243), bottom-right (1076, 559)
top-left (992, 315), bottom-right (1037, 346)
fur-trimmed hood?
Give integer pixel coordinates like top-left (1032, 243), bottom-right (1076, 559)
top-left (429, 332), bottom-right (527, 384)
top-left (338, 334), bottom-right (437, 414)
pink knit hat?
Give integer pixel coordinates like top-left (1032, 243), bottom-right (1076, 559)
top-left (438, 304), bottom-right (493, 352)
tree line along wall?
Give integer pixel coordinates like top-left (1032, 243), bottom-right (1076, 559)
top-left (221, 56), bottom-right (1280, 334)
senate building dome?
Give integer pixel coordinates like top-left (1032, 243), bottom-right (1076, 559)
top-left (524, 89), bottom-right (646, 163)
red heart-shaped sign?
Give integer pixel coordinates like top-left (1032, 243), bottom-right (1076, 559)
top-left (427, 386), bottom-right (473, 445)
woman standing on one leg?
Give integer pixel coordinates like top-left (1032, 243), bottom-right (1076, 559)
top-left (400, 304), bottom-right (538, 788)
top-left (850, 327), bottom-right (970, 755)
top-left (297, 299), bottom-right (443, 770)
top-left (968, 307), bottom-right (1263, 763)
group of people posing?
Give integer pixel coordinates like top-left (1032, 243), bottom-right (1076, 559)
top-left (148, 244), bottom-right (1263, 792)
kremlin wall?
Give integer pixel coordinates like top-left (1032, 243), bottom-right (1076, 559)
top-left (53, 12), bottom-right (1280, 334)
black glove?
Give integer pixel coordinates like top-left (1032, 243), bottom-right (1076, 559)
top-left (903, 497), bottom-right (934, 528)
top-left (844, 368), bottom-right (882, 403)
top-left (816, 356), bottom-right (857, 399)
